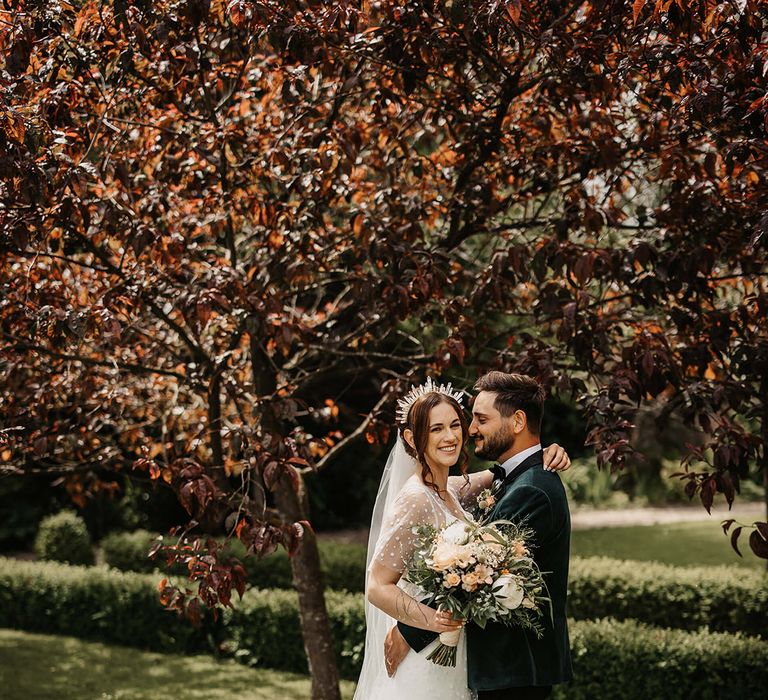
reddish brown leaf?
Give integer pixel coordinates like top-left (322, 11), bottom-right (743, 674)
top-left (573, 253), bottom-right (595, 285)
top-left (287, 456), bottom-right (311, 468)
top-left (748, 529), bottom-right (768, 559)
top-left (262, 461), bottom-right (279, 490)
top-left (505, 0), bottom-right (522, 23)
top-left (232, 563), bottom-right (247, 599)
top-left (633, 0), bottom-right (647, 23)
top-left (699, 477), bottom-right (715, 514)
top-left (187, 597), bottom-right (202, 626)
top-left (730, 526), bottom-right (743, 557)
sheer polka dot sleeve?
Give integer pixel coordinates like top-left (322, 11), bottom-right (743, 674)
top-left (450, 471), bottom-right (493, 507)
top-left (372, 481), bottom-right (438, 574)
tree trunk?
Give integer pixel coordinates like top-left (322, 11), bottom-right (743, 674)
top-left (248, 317), bottom-right (341, 698)
top-left (764, 462), bottom-right (767, 572)
top-left (762, 374), bottom-right (768, 571)
top-left (274, 473), bottom-right (342, 700)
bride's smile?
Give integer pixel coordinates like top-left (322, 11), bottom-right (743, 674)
top-left (422, 402), bottom-right (464, 472)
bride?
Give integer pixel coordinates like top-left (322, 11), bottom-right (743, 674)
top-left (354, 379), bottom-right (568, 700)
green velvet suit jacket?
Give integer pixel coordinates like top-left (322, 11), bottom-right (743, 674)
top-left (466, 450), bottom-right (573, 691)
top-left (397, 450), bottom-right (573, 690)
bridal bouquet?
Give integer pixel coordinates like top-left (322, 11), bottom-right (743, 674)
top-left (404, 518), bottom-right (550, 666)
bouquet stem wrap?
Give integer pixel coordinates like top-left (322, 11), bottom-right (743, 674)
top-left (427, 628), bottom-right (461, 667)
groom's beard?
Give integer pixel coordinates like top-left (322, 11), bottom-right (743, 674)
top-left (473, 424), bottom-right (515, 461)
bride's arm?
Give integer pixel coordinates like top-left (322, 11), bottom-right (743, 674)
top-left (367, 562), bottom-right (463, 634)
top-left (449, 443), bottom-right (572, 506)
top-left (450, 470), bottom-right (493, 506)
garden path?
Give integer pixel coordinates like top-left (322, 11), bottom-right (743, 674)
top-left (320, 502), bottom-right (765, 544)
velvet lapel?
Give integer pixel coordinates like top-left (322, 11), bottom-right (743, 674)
top-left (498, 449), bottom-right (544, 492)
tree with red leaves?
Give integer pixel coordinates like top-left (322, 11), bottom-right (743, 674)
top-left (2, 2), bottom-right (766, 697)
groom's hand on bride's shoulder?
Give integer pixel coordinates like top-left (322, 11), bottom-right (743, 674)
top-left (384, 626), bottom-right (410, 677)
top-left (543, 443), bottom-right (571, 472)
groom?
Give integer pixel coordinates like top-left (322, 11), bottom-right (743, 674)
top-left (389, 371), bottom-right (573, 699)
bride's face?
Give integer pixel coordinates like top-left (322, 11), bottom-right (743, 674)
top-left (422, 402), bottom-right (463, 471)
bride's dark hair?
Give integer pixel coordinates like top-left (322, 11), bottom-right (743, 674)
top-left (398, 392), bottom-right (470, 496)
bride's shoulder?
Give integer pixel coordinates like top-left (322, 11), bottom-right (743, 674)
top-left (398, 474), bottom-right (426, 495)
top-left (392, 476), bottom-right (434, 507)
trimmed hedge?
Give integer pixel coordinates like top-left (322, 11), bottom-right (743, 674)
top-left (568, 556), bottom-right (768, 639)
top-left (103, 531), bottom-right (367, 591)
top-left (101, 529), bottom-right (162, 574)
top-left (227, 591), bottom-right (768, 698)
top-left (221, 588), bottom-right (365, 680)
top-left (552, 618), bottom-right (768, 700)
top-left (1, 557), bottom-right (766, 698)
top-left (226, 538), bottom-right (368, 592)
top-left (0, 558), bottom-right (214, 653)
top-left (103, 534), bottom-right (768, 639)
top-left (34, 511), bottom-right (94, 566)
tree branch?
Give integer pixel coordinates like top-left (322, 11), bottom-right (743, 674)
top-left (307, 394), bottom-right (389, 474)
top-left (4, 335), bottom-right (186, 380)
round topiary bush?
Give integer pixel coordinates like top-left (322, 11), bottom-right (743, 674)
top-left (34, 511), bottom-right (94, 566)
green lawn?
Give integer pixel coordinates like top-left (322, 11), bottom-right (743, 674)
top-left (571, 520), bottom-right (765, 570)
top-left (0, 629), bottom-right (356, 700)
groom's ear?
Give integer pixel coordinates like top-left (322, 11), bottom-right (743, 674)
top-left (403, 428), bottom-right (416, 452)
top-left (512, 409), bottom-right (528, 434)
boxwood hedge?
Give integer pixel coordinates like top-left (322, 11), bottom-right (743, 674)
top-left (567, 556), bottom-right (767, 638)
top-left (0, 558), bottom-right (214, 653)
top-left (1, 556), bottom-right (767, 698)
top-left (102, 533), bottom-right (768, 638)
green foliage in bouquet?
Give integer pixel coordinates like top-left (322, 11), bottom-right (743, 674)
top-left (34, 511), bottom-right (94, 566)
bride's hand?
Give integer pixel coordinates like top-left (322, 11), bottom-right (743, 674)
top-left (428, 608), bottom-right (464, 634)
top-left (543, 443), bottom-right (571, 472)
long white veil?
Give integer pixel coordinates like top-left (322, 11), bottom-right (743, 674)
top-left (353, 435), bottom-right (419, 699)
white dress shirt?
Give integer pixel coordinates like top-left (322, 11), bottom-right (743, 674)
top-left (498, 443), bottom-right (542, 478)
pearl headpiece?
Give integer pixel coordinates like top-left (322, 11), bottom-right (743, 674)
top-left (395, 377), bottom-right (466, 425)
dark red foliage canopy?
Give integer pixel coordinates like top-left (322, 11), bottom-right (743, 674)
top-left (1, 1), bottom-right (767, 670)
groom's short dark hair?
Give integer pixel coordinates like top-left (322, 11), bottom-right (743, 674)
top-left (473, 371), bottom-right (545, 435)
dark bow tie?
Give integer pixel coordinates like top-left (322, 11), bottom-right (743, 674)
top-left (490, 464), bottom-right (506, 481)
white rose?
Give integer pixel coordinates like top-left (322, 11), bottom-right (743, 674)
top-left (442, 521), bottom-right (472, 546)
top-left (493, 574), bottom-right (524, 611)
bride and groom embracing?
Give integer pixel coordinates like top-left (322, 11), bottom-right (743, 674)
top-left (354, 371), bottom-right (574, 700)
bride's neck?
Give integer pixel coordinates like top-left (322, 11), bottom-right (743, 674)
top-left (422, 462), bottom-right (449, 492)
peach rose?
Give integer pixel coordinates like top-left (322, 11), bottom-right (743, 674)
top-left (461, 571), bottom-right (480, 592)
top-left (474, 563), bottom-right (495, 585)
top-left (443, 572), bottom-right (461, 588)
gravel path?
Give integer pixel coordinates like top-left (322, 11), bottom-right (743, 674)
top-left (569, 501), bottom-right (764, 530)
top-left (320, 501), bottom-right (765, 544)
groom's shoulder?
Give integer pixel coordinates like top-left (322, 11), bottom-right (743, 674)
top-left (517, 465), bottom-right (568, 499)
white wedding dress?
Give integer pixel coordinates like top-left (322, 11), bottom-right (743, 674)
top-left (356, 468), bottom-right (481, 700)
